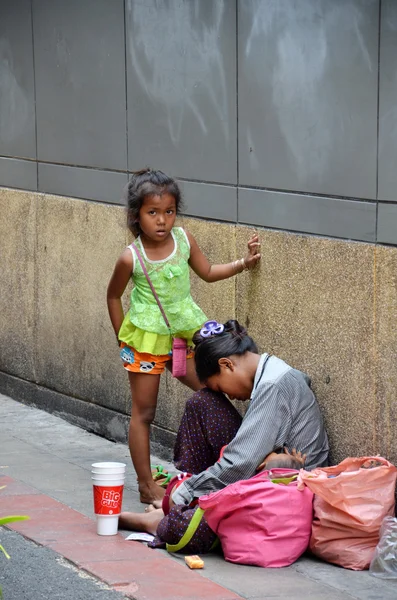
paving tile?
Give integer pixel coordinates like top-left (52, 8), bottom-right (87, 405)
top-left (0, 493), bottom-right (63, 514)
top-left (110, 559), bottom-right (242, 600)
top-left (12, 519), bottom-right (95, 546)
top-left (116, 584), bottom-right (242, 600)
top-left (49, 538), bottom-right (144, 564)
top-left (0, 476), bottom-right (40, 496)
top-left (81, 559), bottom-right (156, 586)
top-left (112, 583), bottom-right (139, 598)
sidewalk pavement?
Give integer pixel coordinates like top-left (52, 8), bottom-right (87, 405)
top-left (1, 393), bottom-right (396, 600)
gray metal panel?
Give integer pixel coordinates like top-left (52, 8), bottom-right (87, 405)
top-left (239, 188), bottom-right (376, 242)
top-left (32, 0), bottom-right (127, 170)
top-left (179, 180), bottom-right (237, 222)
top-left (38, 163), bottom-right (128, 204)
top-left (377, 203), bottom-right (397, 244)
top-left (0, 0), bottom-right (36, 159)
top-left (0, 157), bottom-right (37, 191)
top-left (378, 1), bottom-right (397, 202)
top-left (126, 0), bottom-right (237, 184)
top-left (238, 0), bottom-right (378, 199)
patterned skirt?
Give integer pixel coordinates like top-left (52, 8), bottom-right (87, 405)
top-left (149, 388), bottom-right (243, 553)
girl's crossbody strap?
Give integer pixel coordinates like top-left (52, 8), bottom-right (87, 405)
top-left (132, 243), bottom-right (171, 332)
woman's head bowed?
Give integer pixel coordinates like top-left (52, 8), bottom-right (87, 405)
top-left (193, 320), bottom-right (258, 396)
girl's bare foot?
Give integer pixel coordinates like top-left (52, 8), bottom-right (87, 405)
top-left (139, 481), bottom-right (165, 505)
top-left (119, 508), bottom-right (164, 535)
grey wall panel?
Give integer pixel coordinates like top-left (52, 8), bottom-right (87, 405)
top-left (378, 1), bottom-right (397, 202)
top-left (377, 203), bottom-right (397, 244)
top-left (38, 163), bottom-right (128, 204)
top-left (238, 0), bottom-right (378, 200)
top-left (126, 0), bottom-right (237, 184)
top-left (0, 158), bottom-right (37, 191)
top-left (179, 181), bottom-right (237, 222)
top-left (0, 0), bottom-right (36, 159)
top-left (32, 0), bottom-right (127, 170)
top-left (239, 188), bottom-right (376, 242)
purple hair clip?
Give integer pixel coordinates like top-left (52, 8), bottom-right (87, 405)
top-left (200, 320), bottom-right (225, 338)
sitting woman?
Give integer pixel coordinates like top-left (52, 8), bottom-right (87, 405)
top-left (172, 319), bottom-right (329, 506)
top-left (120, 319), bottom-right (329, 552)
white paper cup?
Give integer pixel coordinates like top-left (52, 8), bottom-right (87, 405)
top-left (91, 472), bottom-right (126, 480)
top-left (96, 515), bottom-right (119, 536)
top-left (91, 468), bottom-right (126, 475)
top-left (93, 476), bottom-right (124, 535)
top-left (92, 476), bottom-right (124, 485)
top-left (91, 462), bottom-right (126, 471)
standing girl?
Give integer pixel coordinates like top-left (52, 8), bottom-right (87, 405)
top-left (107, 169), bottom-right (260, 504)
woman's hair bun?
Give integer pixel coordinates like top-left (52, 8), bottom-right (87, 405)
top-left (193, 319), bottom-right (248, 349)
top-left (192, 329), bottom-right (205, 347)
top-left (223, 319), bottom-right (248, 339)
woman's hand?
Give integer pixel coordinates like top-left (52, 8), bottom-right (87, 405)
top-left (244, 233), bottom-right (261, 270)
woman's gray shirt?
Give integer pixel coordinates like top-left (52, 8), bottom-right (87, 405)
top-left (172, 353), bottom-right (329, 506)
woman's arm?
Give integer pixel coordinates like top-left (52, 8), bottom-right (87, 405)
top-left (106, 249), bottom-right (133, 342)
top-left (186, 230), bottom-right (260, 283)
top-left (172, 383), bottom-right (285, 506)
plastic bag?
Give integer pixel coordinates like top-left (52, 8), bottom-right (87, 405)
top-left (369, 516), bottom-right (397, 579)
top-left (298, 457), bottom-right (397, 570)
top-left (199, 468), bottom-right (314, 568)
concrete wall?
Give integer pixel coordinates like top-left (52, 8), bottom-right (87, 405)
top-left (1, 186), bottom-right (397, 466)
top-left (1, 1), bottom-right (397, 463)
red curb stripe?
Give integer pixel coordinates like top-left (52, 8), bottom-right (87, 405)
top-left (2, 476), bottom-right (243, 600)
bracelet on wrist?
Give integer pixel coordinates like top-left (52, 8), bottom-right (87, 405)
top-left (232, 258), bottom-right (247, 273)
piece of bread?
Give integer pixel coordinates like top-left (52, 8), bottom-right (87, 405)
top-left (185, 555), bottom-right (204, 569)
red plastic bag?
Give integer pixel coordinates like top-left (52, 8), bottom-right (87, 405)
top-left (298, 457), bottom-right (397, 570)
top-left (199, 469), bottom-right (314, 568)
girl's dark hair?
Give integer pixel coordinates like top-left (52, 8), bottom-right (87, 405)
top-left (193, 320), bottom-right (258, 382)
top-left (126, 168), bottom-right (184, 236)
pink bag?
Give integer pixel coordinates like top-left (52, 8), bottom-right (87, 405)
top-left (171, 337), bottom-right (187, 377)
top-left (298, 457), bottom-right (397, 570)
top-left (199, 469), bottom-right (314, 568)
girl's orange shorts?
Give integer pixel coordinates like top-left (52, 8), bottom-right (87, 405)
top-left (119, 342), bottom-right (194, 375)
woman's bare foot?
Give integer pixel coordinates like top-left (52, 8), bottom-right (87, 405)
top-left (119, 508), bottom-right (164, 535)
top-left (139, 481), bottom-right (165, 505)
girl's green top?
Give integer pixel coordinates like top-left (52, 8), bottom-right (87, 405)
top-left (118, 227), bottom-right (207, 355)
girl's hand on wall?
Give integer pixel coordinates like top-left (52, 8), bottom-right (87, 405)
top-left (244, 233), bottom-right (261, 270)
